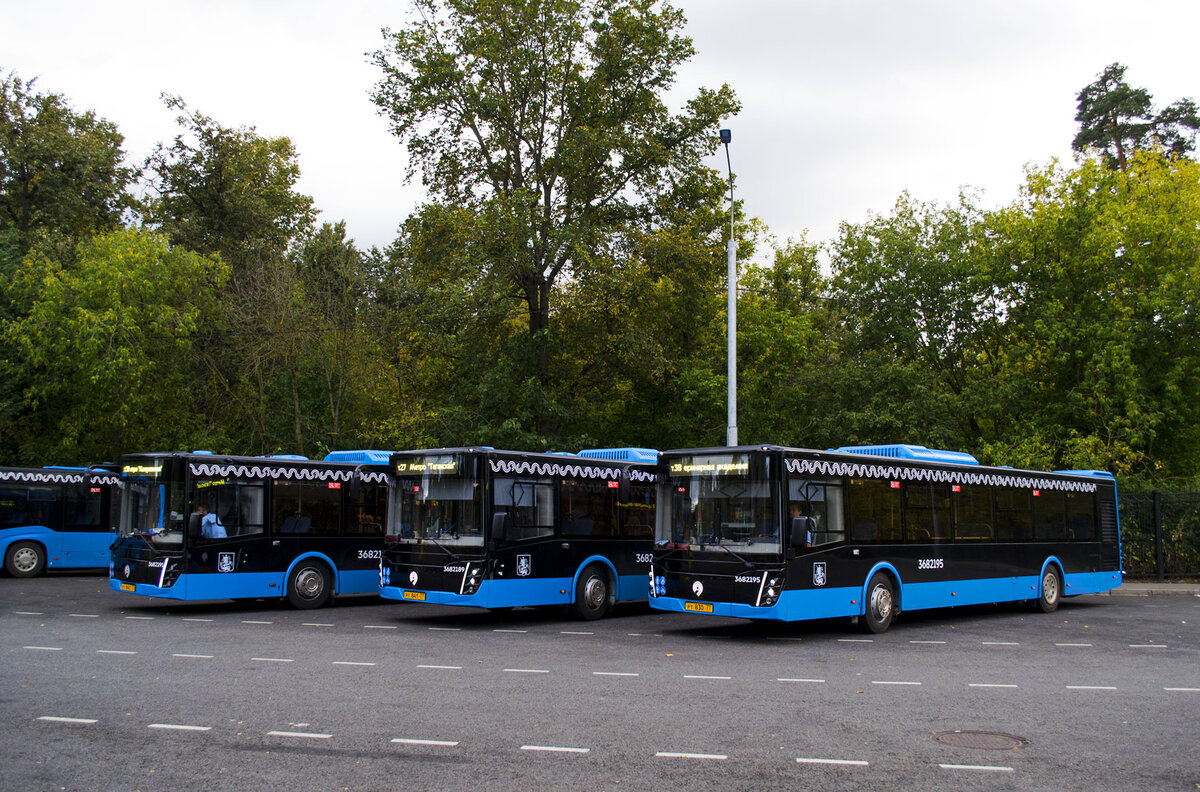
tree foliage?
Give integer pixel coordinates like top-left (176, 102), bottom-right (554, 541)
top-left (370, 0), bottom-right (738, 435)
top-left (1073, 62), bottom-right (1199, 172)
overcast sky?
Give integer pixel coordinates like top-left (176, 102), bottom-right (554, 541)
top-left (7, 1), bottom-right (1199, 257)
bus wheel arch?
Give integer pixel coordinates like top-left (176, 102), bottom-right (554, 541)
top-left (286, 557), bottom-right (334, 609)
top-left (571, 562), bottom-right (614, 620)
top-left (5, 540), bottom-right (46, 578)
top-left (1036, 562), bottom-right (1063, 613)
top-left (861, 569), bottom-right (899, 634)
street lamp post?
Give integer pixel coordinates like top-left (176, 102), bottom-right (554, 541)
top-left (720, 128), bottom-right (737, 447)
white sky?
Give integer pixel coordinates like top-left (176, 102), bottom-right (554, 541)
top-left (6, 0), bottom-right (1199, 256)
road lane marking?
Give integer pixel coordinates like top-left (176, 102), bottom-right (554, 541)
top-left (253, 657), bottom-right (294, 663)
top-left (302, 623), bottom-right (333, 628)
top-left (910, 640), bottom-right (946, 645)
top-left (940, 763), bottom-right (1013, 773)
top-left (593, 672), bottom-right (639, 677)
top-left (872, 680), bottom-right (921, 686)
top-left (1129, 644), bottom-right (1168, 648)
top-left (779, 678), bottom-right (825, 684)
top-left (333, 661), bottom-right (377, 667)
top-left (392, 738), bottom-right (459, 747)
top-left (796, 757), bottom-right (868, 767)
top-left (69, 613), bottom-right (99, 618)
top-left (504, 668), bottom-right (550, 674)
top-left (125, 616), bottom-right (154, 620)
top-left (1165, 687), bottom-right (1200, 692)
top-left (656, 752), bottom-right (727, 760)
top-left (267, 730), bottom-right (332, 739)
top-left (685, 675), bottom-right (731, 680)
top-left (1066, 685), bottom-right (1118, 690)
top-left (1056, 643), bottom-right (1093, 647)
top-left (242, 620), bottom-right (273, 625)
top-left (364, 625), bottom-right (397, 630)
top-left (23, 646), bottom-right (62, 651)
top-left (494, 629), bottom-right (528, 634)
top-left (37, 716), bottom-right (97, 724)
top-left (97, 650), bottom-right (138, 655)
top-left (982, 641), bottom-right (1019, 646)
top-left (418, 664), bottom-right (462, 670)
top-left (172, 653), bottom-right (214, 659)
top-left (838, 638), bottom-right (873, 643)
top-left (968, 683), bottom-right (1018, 688)
top-left (560, 631), bottom-right (593, 636)
top-left (521, 745), bottom-right (590, 754)
top-left (182, 618), bottom-right (213, 622)
top-left (15, 611), bottom-right (44, 615)
top-left (149, 723), bottom-right (211, 732)
top-left (428, 627), bottom-right (460, 631)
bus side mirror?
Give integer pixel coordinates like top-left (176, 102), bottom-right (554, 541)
top-left (349, 467), bottom-right (363, 502)
top-left (187, 513), bottom-right (202, 539)
top-left (491, 511), bottom-right (509, 543)
top-left (790, 516), bottom-right (810, 548)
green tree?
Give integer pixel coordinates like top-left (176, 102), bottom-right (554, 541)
top-left (983, 153), bottom-right (1200, 479)
top-left (826, 194), bottom-right (1001, 450)
top-left (370, 0), bottom-right (738, 436)
top-left (0, 72), bottom-right (135, 260)
top-left (1073, 62), bottom-right (1199, 172)
top-left (144, 95), bottom-right (315, 274)
top-left (2, 229), bottom-right (227, 463)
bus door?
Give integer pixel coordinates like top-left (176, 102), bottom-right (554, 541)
top-left (490, 476), bottom-right (565, 603)
top-left (187, 478), bottom-right (268, 581)
top-left (267, 478), bottom-right (345, 573)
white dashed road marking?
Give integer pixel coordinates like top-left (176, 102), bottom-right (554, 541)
top-left (149, 723), bottom-right (211, 732)
top-left (392, 737), bottom-right (459, 747)
top-left (521, 745), bottom-right (590, 754)
top-left (796, 757), bottom-right (868, 767)
top-left (37, 716), bottom-right (96, 724)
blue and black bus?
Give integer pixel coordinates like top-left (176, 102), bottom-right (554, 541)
top-left (380, 447), bottom-right (657, 619)
top-left (650, 444), bottom-right (1122, 632)
top-left (1, 465), bottom-right (121, 577)
top-left (110, 450), bottom-right (391, 608)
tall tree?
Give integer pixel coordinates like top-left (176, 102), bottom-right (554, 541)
top-left (144, 95), bottom-right (315, 275)
top-left (370, 0), bottom-right (738, 436)
top-left (0, 72), bottom-right (135, 260)
top-left (2, 229), bottom-right (226, 463)
top-left (1073, 62), bottom-right (1199, 172)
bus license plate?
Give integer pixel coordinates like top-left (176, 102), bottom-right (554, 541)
top-left (684, 601), bottom-right (713, 613)
top-left (120, 583), bottom-right (135, 592)
top-left (403, 591), bottom-right (426, 601)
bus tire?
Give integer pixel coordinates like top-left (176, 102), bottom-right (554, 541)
top-left (5, 541), bottom-right (46, 578)
top-left (571, 564), bottom-right (611, 620)
top-left (1036, 565), bottom-right (1062, 613)
top-left (861, 572), bottom-right (896, 634)
top-left (287, 560), bottom-right (332, 609)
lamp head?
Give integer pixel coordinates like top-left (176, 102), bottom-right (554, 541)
top-left (719, 129), bottom-right (731, 144)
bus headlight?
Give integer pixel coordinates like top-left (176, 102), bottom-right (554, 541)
top-left (757, 572), bottom-right (785, 607)
top-left (462, 564), bottom-right (483, 595)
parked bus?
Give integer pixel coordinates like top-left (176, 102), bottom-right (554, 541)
top-left (650, 444), bottom-right (1122, 632)
top-left (380, 447), bottom-right (657, 619)
top-left (110, 450), bottom-right (391, 608)
top-left (1, 465), bottom-right (121, 577)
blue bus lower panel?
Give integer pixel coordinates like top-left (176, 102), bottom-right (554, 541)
top-left (337, 568), bottom-right (382, 597)
top-left (382, 577), bottom-right (574, 609)
top-left (616, 573), bottom-right (649, 604)
top-left (650, 571), bottom-right (1123, 623)
top-left (111, 572), bottom-right (285, 601)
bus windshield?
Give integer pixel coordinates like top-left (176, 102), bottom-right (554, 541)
top-left (120, 472), bottom-right (184, 548)
top-left (656, 454), bottom-right (780, 555)
top-left (389, 455), bottom-right (483, 550)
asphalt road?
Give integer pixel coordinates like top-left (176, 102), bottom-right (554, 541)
top-left (3, 573), bottom-right (1197, 791)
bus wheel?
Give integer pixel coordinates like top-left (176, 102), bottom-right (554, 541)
top-left (5, 541), bottom-right (45, 578)
top-left (287, 561), bottom-right (332, 609)
top-left (861, 572), bottom-right (896, 634)
top-left (572, 565), bottom-right (611, 620)
top-left (1037, 566), bottom-right (1062, 613)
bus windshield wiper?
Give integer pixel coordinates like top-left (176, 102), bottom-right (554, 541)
top-left (702, 537), bottom-right (753, 568)
top-left (419, 535), bottom-right (460, 560)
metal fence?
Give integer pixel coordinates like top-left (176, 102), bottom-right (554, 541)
top-left (1120, 491), bottom-right (1200, 580)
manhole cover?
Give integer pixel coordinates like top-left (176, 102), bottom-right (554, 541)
top-left (933, 731), bottom-right (1030, 751)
